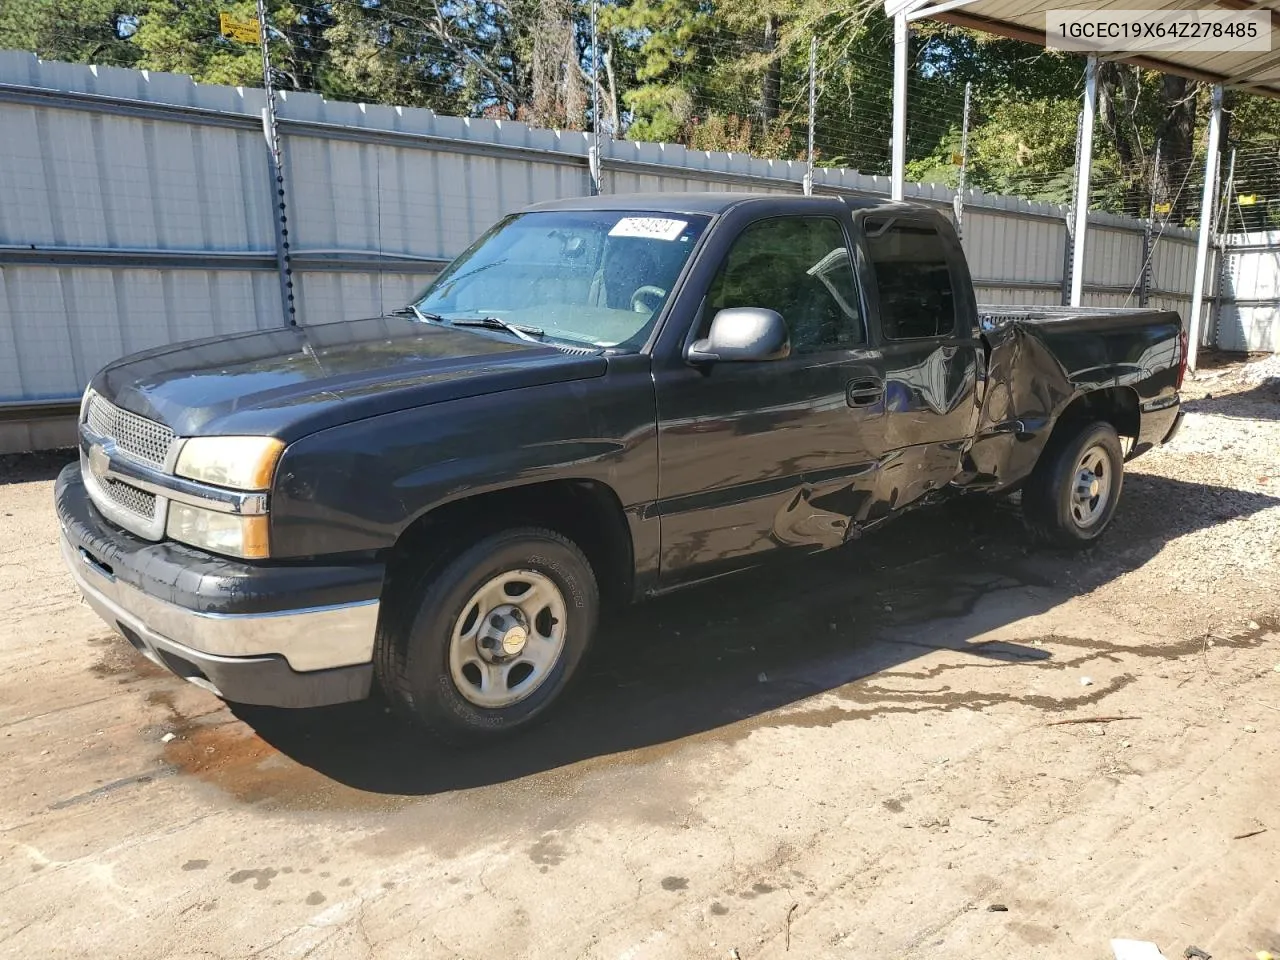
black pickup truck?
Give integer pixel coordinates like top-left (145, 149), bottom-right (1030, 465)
top-left (56, 193), bottom-right (1185, 740)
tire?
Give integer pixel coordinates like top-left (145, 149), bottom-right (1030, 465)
top-left (375, 527), bottom-right (599, 743)
top-left (1022, 420), bottom-right (1124, 548)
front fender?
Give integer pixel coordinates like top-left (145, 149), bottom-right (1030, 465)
top-left (268, 358), bottom-right (658, 559)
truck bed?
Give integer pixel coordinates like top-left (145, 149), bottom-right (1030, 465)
top-left (978, 304), bottom-right (1182, 337)
top-left (978, 303), bottom-right (1173, 326)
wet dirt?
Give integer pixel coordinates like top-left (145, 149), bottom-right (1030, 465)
top-left (133, 514), bottom-right (995, 811)
top-left (229, 867), bottom-right (279, 890)
top-left (4, 360), bottom-right (1280, 960)
top-left (75, 502), bottom-right (1280, 816)
top-left (90, 643), bottom-right (168, 683)
top-left (160, 715), bottom-right (406, 813)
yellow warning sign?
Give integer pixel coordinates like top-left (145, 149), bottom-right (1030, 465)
top-left (1153, 202), bottom-right (1172, 214)
top-left (219, 12), bottom-right (260, 43)
top-left (1238, 194), bottom-right (1258, 206)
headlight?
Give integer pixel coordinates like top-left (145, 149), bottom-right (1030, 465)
top-left (167, 503), bottom-right (270, 559)
top-left (175, 436), bottom-right (284, 490)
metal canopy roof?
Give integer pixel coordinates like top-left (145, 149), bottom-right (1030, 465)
top-left (892, 0), bottom-right (1280, 98)
top-left (881, 0), bottom-right (1270, 365)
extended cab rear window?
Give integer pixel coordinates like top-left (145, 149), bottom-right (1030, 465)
top-left (864, 219), bottom-right (957, 341)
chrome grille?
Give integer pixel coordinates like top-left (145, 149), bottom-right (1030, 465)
top-left (85, 392), bottom-right (175, 469)
top-left (102, 477), bottom-right (157, 520)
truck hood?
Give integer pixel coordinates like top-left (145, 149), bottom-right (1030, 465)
top-left (91, 316), bottom-right (608, 441)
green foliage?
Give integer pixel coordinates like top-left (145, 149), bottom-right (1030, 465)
top-left (0, 0), bottom-right (144, 67)
top-left (10, 0), bottom-right (1280, 218)
top-left (1228, 92), bottom-right (1280, 145)
top-left (601, 0), bottom-right (708, 82)
top-left (313, 0), bottom-right (541, 118)
top-left (967, 97), bottom-right (1079, 202)
top-left (905, 129), bottom-right (960, 188)
top-left (130, 0), bottom-right (288, 86)
top-left (623, 83), bottom-right (693, 142)
top-left (687, 113), bottom-right (797, 156)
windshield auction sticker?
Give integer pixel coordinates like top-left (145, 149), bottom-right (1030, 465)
top-left (1047, 9), bottom-right (1269, 52)
top-left (609, 217), bottom-right (690, 241)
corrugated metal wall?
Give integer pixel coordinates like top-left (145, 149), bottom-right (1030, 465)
top-left (1148, 227), bottom-right (1200, 321)
top-left (963, 206), bottom-right (1066, 306)
top-left (1216, 230), bottom-right (1280, 353)
top-left (0, 52), bottom-right (1204, 428)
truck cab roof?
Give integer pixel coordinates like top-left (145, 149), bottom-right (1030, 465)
top-left (524, 192), bottom-right (925, 217)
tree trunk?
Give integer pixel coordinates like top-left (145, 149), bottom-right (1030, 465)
top-left (532, 0), bottom-right (579, 127)
top-left (603, 44), bottom-right (621, 136)
top-left (759, 16), bottom-right (781, 134)
top-left (1097, 62), bottom-right (1147, 216)
top-left (1156, 75), bottom-right (1196, 222)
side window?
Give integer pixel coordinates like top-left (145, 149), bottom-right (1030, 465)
top-left (706, 217), bottom-right (864, 351)
top-left (864, 219), bottom-right (957, 340)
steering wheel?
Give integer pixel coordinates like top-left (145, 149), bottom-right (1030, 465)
top-left (630, 285), bottom-right (667, 314)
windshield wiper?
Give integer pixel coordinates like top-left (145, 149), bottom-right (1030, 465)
top-left (451, 317), bottom-right (545, 343)
top-left (440, 258), bottom-right (508, 290)
top-left (396, 306), bottom-right (547, 344)
top-left (390, 304), bottom-right (445, 323)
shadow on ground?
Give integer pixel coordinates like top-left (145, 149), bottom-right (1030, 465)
top-left (224, 472), bottom-right (1280, 798)
top-left (0, 449), bottom-right (76, 486)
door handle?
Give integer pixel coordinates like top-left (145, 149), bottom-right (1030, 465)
top-left (846, 377), bottom-right (884, 407)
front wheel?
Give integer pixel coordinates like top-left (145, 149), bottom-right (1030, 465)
top-left (1022, 420), bottom-right (1124, 548)
top-left (375, 527), bottom-right (599, 743)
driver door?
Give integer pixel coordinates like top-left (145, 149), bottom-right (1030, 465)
top-left (653, 211), bottom-right (888, 588)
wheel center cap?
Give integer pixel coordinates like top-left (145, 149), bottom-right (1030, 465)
top-left (1088, 477), bottom-right (1100, 497)
top-left (501, 625), bottom-right (528, 656)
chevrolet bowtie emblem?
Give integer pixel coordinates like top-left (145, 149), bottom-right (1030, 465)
top-left (88, 443), bottom-right (110, 479)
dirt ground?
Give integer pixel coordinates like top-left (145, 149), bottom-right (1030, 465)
top-left (2, 357), bottom-right (1279, 960)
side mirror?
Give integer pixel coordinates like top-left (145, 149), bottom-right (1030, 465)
top-left (686, 308), bottom-right (791, 365)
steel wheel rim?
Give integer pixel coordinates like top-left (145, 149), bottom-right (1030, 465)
top-left (448, 569), bottom-right (568, 709)
top-left (1069, 443), bottom-right (1112, 529)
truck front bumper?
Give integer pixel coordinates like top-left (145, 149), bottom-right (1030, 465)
top-left (55, 465), bottom-right (384, 708)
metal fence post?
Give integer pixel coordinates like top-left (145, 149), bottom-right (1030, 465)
top-left (1062, 109), bottom-right (1084, 305)
top-left (588, 0), bottom-right (603, 196)
top-left (954, 80), bottom-right (971, 238)
top-left (256, 0), bottom-right (296, 326)
top-left (1212, 146), bottom-right (1238, 348)
top-left (1068, 55), bottom-right (1098, 308)
top-left (1187, 84), bottom-right (1224, 372)
top-left (890, 12), bottom-right (908, 202)
top-left (1219, 147), bottom-right (1237, 238)
top-left (803, 36), bottom-right (816, 197)
top-left (1140, 139), bottom-right (1160, 307)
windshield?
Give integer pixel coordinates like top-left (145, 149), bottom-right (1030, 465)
top-left (414, 210), bottom-right (710, 349)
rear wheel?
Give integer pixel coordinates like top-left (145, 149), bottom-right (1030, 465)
top-left (376, 527), bottom-right (598, 743)
top-left (1023, 420), bottom-right (1124, 548)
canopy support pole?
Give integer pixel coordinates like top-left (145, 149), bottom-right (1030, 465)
top-left (891, 12), bottom-right (908, 201)
top-left (1069, 55), bottom-right (1098, 307)
top-left (1188, 84), bottom-right (1224, 373)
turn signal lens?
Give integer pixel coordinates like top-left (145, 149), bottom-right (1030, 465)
top-left (166, 503), bottom-right (270, 559)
